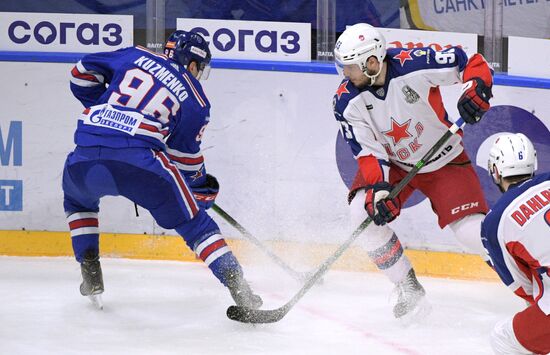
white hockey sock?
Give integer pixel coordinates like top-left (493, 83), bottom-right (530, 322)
top-left (350, 189), bottom-right (411, 284)
top-left (449, 213), bottom-right (486, 256)
top-left (491, 317), bottom-right (533, 355)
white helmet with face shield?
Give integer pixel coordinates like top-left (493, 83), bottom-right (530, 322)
top-left (488, 133), bottom-right (537, 187)
top-left (334, 23), bottom-right (386, 86)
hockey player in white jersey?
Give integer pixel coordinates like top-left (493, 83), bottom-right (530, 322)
top-left (332, 23), bottom-right (493, 319)
top-left (482, 133), bottom-right (550, 355)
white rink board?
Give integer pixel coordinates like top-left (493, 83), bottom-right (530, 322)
top-left (0, 61), bottom-right (549, 252)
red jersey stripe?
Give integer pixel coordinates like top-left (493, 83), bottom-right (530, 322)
top-left (139, 122), bottom-right (169, 137)
top-left (69, 218), bottom-right (99, 230)
top-left (157, 152), bottom-right (199, 216)
top-left (182, 73), bottom-right (206, 108)
top-left (199, 239), bottom-right (227, 261)
top-left (168, 154), bottom-right (204, 165)
top-left (71, 66), bottom-right (99, 82)
top-left (357, 155), bottom-right (384, 186)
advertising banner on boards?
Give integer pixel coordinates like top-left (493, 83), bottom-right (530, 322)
top-left (400, 0), bottom-right (550, 39)
top-left (0, 12), bottom-right (133, 52)
top-left (177, 18), bottom-right (311, 61)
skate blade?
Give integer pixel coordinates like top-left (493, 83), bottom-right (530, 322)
top-left (397, 297), bottom-right (432, 327)
top-left (88, 294), bottom-right (104, 310)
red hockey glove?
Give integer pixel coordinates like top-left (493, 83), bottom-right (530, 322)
top-left (364, 182), bottom-right (401, 226)
top-left (457, 77), bottom-right (492, 124)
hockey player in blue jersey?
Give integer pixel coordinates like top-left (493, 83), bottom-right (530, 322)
top-left (332, 23), bottom-right (493, 319)
top-left (482, 134), bottom-right (550, 355)
top-left (63, 30), bottom-right (262, 310)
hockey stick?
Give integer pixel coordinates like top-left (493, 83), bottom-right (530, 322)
top-left (212, 203), bottom-right (309, 282)
top-left (226, 117), bottom-right (466, 323)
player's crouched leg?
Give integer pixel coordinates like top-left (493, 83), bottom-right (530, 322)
top-left (511, 304), bottom-right (550, 354)
top-left (491, 316), bottom-right (535, 355)
top-left (175, 210), bottom-right (262, 309)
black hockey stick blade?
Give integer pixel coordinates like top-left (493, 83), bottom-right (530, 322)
top-left (227, 304), bottom-right (289, 323)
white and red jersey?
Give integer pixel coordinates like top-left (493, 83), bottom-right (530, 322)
top-left (481, 173), bottom-right (550, 312)
top-left (333, 47), bottom-right (492, 185)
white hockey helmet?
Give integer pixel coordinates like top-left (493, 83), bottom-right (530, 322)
top-left (334, 23), bottom-right (386, 85)
top-left (488, 133), bottom-right (537, 185)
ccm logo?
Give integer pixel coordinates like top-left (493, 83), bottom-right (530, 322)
top-left (451, 202), bottom-right (479, 215)
top-left (8, 20), bottom-right (123, 46)
top-left (191, 26), bottom-right (301, 54)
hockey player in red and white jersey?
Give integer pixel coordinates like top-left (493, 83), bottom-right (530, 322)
top-left (482, 133), bottom-right (550, 355)
top-left (332, 23), bottom-right (493, 319)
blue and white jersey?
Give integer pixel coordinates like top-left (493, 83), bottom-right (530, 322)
top-left (481, 173), bottom-right (550, 312)
top-left (333, 47), bottom-right (492, 180)
top-left (70, 46), bottom-right (210, 186)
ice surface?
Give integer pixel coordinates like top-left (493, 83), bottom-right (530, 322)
top-left (0, 256), bottom-right (522, 354)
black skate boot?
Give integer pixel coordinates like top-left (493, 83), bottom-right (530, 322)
top-left (80, 250), bottom-right (104, 309)
top-left (225, 271), bottom-right (263, 309)
top-left (393, 269), bottom-right (428, 319)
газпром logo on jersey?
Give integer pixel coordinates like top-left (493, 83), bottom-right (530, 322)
top-left (83, 104), bottom-right (143, 136)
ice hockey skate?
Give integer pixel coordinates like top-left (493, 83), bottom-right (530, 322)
top-left (79, 250), bottom-right (104, 310)
top-left (392, 269), bottom-right (430, 323)
top-left (225, 271), bottom-right (263, 310)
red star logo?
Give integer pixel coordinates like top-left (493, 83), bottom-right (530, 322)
top-left (336, 80), bottom-right (350, 100)
top-left (393, 49), bottom-right (413, 67)
top-left (190, 169), bottom-right (204, 181)
top-left (383, 118), bottom-right (413, 145)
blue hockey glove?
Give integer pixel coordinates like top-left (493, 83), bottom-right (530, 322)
top-left (364, 182), bottom-right (401, 226)
top-left (192, 174), bottom-right (219, 210)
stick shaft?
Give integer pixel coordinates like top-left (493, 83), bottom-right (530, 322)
top-left (228, 117), bottom-right (466, 323)
top-left (284, 118), bottom-right (466, 310)
top-left (212, 204), bottom-right (305, 281)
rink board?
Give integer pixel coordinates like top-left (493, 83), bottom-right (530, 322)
top-left (0, 230), bottom-right (497, 280)
top-left (0, 57), bottom-right (549, 280)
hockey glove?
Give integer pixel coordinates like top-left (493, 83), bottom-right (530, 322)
top-left (192, 174), bottom-right (219, 210)
top-left (364, 182), bottom-right (401, 226)
top-left (457, 77), bottom-right (492, 124)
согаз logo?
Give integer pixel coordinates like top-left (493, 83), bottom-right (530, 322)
top-left (8, 20), bottom-right (123, 46)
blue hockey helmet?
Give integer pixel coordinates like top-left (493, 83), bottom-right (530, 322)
top-left (164, 30), bottom-right (212, 80)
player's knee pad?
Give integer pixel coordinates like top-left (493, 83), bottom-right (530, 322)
top-left (449, 213), bottom-right (486, 255)
top-left (491, 317), bottom-right (532, 355)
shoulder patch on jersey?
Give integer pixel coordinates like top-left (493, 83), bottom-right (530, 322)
top-left (332, 79), bottom-right (360, 118)
top-left (336, 80), bottom-right (351, 100)
top-left (393, 49), bottom-right (413, 67)
top-left (402, 85), bottom-right (420, 104)
top-left (413, 49), bottom-right (429, 57)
